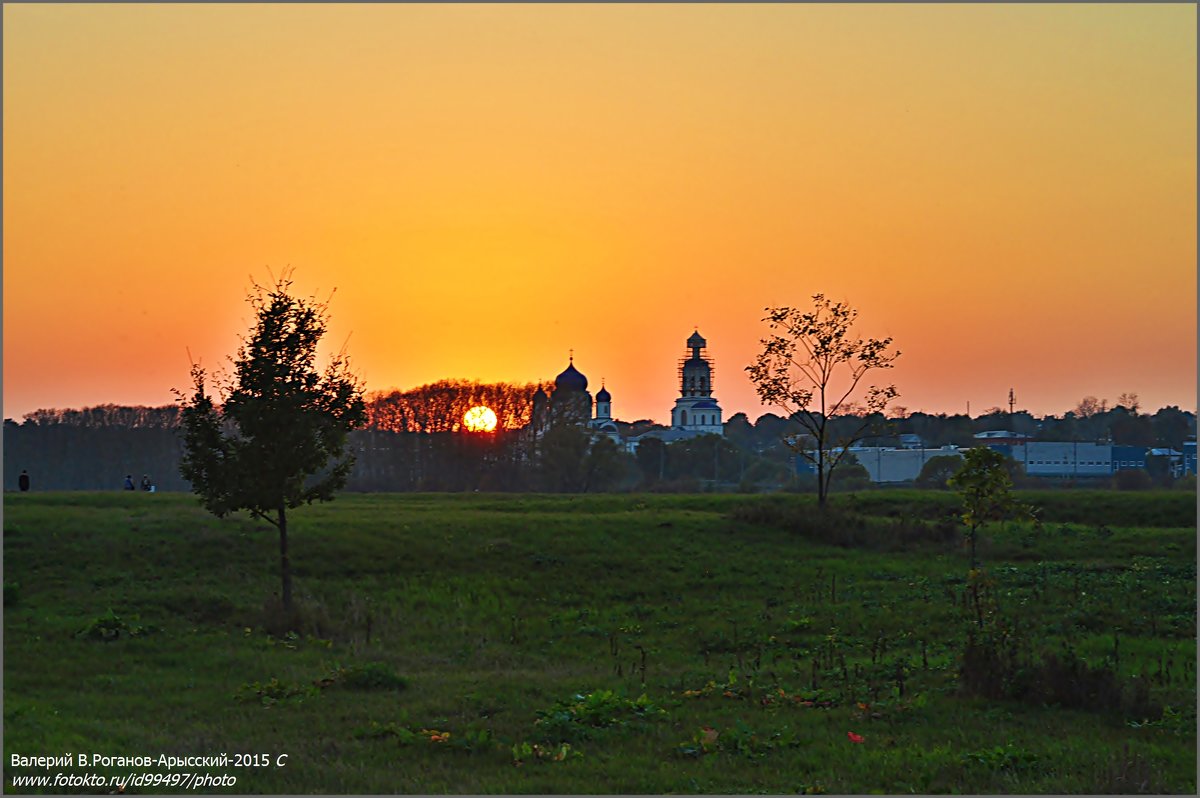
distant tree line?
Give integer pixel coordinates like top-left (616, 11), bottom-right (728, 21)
top-left (4, 409), bottom-right (189, 491)
top-left (364, 379), bottom-right (551, 433)
top-left (5, 394), bottom-right (1194, 492)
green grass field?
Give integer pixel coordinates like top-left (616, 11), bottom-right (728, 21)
top-left (3, 491), bottom-right (1195, 793)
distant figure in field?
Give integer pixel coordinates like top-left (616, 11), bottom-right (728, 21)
top-left (18, 470), bottom-right (30, 492)
top-left (141, 475), bottom-right (151, 492)
top-left (124, 474), bottom-right (135, 491)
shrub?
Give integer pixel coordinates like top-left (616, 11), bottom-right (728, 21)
top-left (331, 662), bottom-right (408, 691)
top-left (236, 677), bottom-right (317, 706)
top-left (259, 595), bottom-right (336, 639)
top-left (77, 609), bottom-right (156, 641)
top-left (648, 477), bottom-right (702, 494)
top-left (729, 499), bottom-right (957, 552)
top-left (915, 455), bottom-right (964, 489)
top-left (533, 690), bottom-right (665, 743)
top-left (1113, 469), bottom-right (1153, 491)
top-left (959, 631), bottom-right (1160, 720)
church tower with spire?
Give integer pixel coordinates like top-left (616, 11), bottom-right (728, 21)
top-left (670, 330), bottom-right (723, 435)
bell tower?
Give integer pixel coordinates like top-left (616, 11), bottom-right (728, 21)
top-left (670, 330), bottom-right (723, 434)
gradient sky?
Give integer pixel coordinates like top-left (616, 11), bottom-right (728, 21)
top-left (4, 4), bottom-right (1196, 425)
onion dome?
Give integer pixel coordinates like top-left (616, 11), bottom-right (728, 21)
top-left (555, 358), bottom-right (588, 392)
top-left (596, 383), bottom-right (611, 403)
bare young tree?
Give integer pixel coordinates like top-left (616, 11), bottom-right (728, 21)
top-left (746, 294), bottom-right (900, 506)
top-left (1116, 392), bottom-right (1141, 414)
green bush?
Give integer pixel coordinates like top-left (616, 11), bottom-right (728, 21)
top-left (236, 677), bottom-right (317, 706)
top-left (729, 497), bottom-right (958, 552)
top-left (1113, 470), bottom-right (1153, 491)
top-left (77, 609), bottom-right (156, 641)
top-left (959, 631), bottom-right (1159, 720)
top-left (533, 690), bottom-right (665, 743)
top-left (334, 662), bottom-right (408, 691)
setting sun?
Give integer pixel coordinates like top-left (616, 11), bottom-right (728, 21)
top-left (463, 405), bottom-right (498, 433)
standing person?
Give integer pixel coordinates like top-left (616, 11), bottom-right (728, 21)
top-left (123, 474), bottom-right (135, 491)
top-left (140, 475), bottom-right (151, 492)
top-left (18, 470), bottom-right (30, 492)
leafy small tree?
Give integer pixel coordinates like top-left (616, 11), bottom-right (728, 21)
top-left (582, 436), bottom-right (630, 493)
top-left (948, 447), bottom-right (1029, 572)
top-left (915, 454), bottom-right (964, 489)
top-left (178, 276), bottom-right (365, 616)
top-left (746, 294), bottom-right (900, 507)
top-left (540, 423), bottom-right (590, 492)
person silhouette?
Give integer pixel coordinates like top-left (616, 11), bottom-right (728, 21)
top-left (124, 474), bottom-right (135, 491)
top-left (18, 470), bottom-right (30, 492)
top-left (141, 475), bottom-right (151, 492)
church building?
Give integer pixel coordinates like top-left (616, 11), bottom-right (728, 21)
top-left (532, 354), bottom-right (621, 446)
top-left (533, 330), bottom-right (724, 449)
top-left (670, 330), bottom-right (724, 434)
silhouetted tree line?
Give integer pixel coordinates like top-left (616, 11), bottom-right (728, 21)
top-left (21, 404), bottom-right (182, 429)
top-left (364, 379), bottom-right (552, 433)
top-left (4, 415), bottom-right (189, 491)
top-left (5, 395), bottom-right (1194, 492)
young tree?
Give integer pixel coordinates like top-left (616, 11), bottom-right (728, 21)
top-left (178, 276), bottom-right (365, 616)
top-left (745, 294), bottom-right (900, 506)
top-left (948, 447), bottom-right (1028, 572)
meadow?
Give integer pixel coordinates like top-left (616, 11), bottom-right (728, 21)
top-left (3, 490), bottom-right (1195, 794)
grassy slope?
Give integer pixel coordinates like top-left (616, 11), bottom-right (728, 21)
top-left (3, 491), bottom-right (1195, 794)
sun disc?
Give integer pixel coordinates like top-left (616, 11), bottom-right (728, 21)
top-left (463, 405), bottom-right (498, 432)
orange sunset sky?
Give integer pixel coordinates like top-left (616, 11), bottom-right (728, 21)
top-left (4, 4), bottom-right (1196, 425)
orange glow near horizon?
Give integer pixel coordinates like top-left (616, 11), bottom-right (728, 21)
top-left (3, 4), bottom-right (1195, 424)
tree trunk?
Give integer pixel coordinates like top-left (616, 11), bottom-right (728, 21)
top-left (278, 505), bottom-right (293, 614)
top-left (816, 440), bottom-right (828, 508)
top-left (969, 523), bottom-right (977, 572)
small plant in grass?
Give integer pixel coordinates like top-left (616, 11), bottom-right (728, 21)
top-left (354, 722), bottom-right (420, 744)
top-left (533, 689), bottom-right (665, 742)
top-left (320, 662), bottom-right (407, 691)
top-left (676, 721), bottom-right (801, 759)
top-left (1128, 704), bottom-right (1192, 736)
top-left (355, 722), bottom-right (494, 751)
top-left (961, 743), bottom-right (1040, 772)
top-left (511, 741), bottom-right (581, 766)
top-left (77, 609), bottom-right (156, 641)
top-left (236, 677), bottom-right (318, 706)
